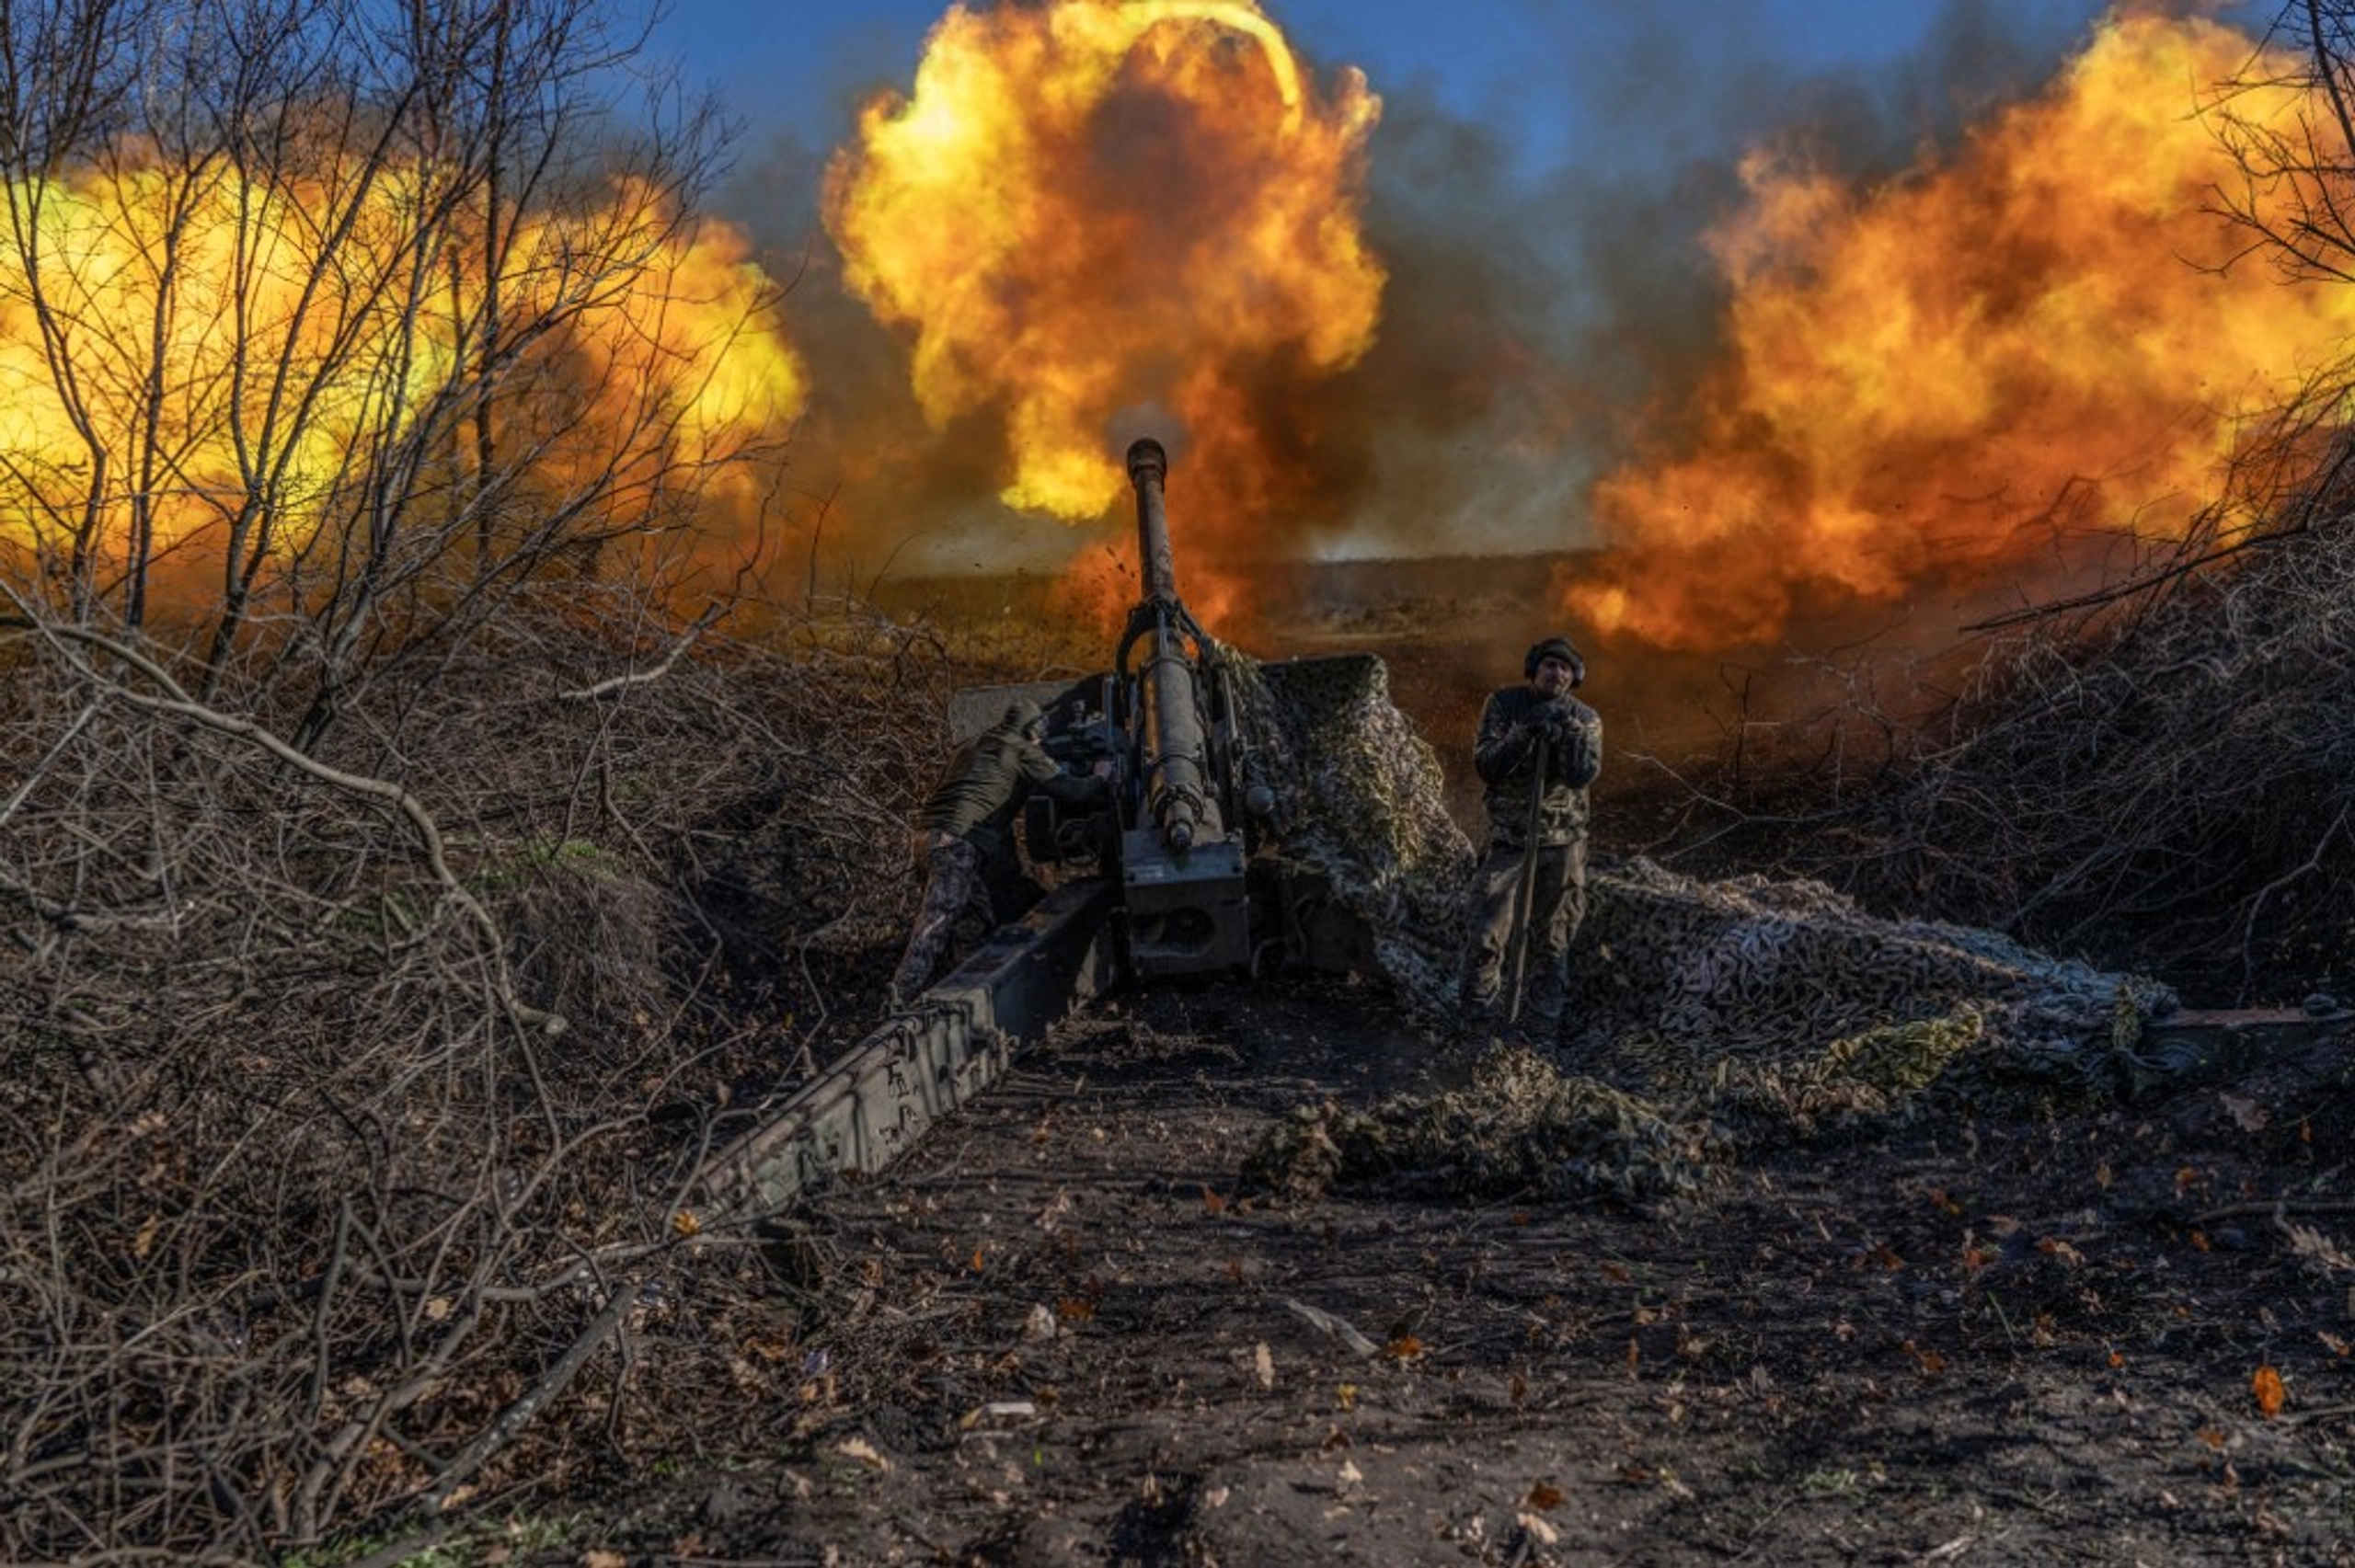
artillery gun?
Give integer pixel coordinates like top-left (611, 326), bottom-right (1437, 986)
top-left (706, 439), bottom-right (1392, 1209)
top-left (948, 437), bottom-right (1374, 980)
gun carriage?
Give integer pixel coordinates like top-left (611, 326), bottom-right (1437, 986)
top-left (708, 439), bottom-right (1382, 1207)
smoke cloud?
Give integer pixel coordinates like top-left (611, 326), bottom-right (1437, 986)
top-left (707, 2), bottom-right (2221, 644)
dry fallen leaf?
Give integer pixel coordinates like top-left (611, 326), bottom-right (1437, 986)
top-left (1253, 1342), bottom-right (1274, 1391)
top-left (1282, 1297), bottom-right (1379, 1358)
top-left (1524, 1481), bottom-right (1564, 1511)
top-left (2219, 1093), bottom-right (2270, 1133)
top-left (957, 1401), bottom-right (1038, 1431)
top-left (1902, 1339), bottom-right (1947, 1376)
top-left (1200, 1185), bottom-right (1227, 1217)
top-left (834, 1436), bottom-right (892, 1471)
top-left (671, 1209), bottom-right (699, 1238)
top-left (2254, 1364), bottom-right (2287, 1418)
top-left (2282, 1222), bottom-right (2355, 1273)
top-left (580, 1551), bottom-right (626, 1568)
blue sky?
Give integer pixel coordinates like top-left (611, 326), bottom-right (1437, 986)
top-left (649, 0), bottom-right (2131, 174)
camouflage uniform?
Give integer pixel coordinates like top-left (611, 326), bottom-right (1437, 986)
top-left (888, 701), bottom-right (1108, 1006)
top-left (1462, 677), bottom-right (1603, 1028)
top-left (889, 832), bottom-right (993, 1008)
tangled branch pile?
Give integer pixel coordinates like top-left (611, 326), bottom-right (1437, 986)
top-left (1883, 498), bottom-right (2355, 999)
top-left (1695, 457), bottom-right (2355, 1005)
top-left (0, 593), bottom-right (956, 1558)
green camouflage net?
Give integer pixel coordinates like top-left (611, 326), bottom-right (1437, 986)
top-left (1242, 1044), bottom-right (1719, 1205)
top-left (1219, 646), bottom-right (1472, 1007)
top-left (1570, 858), bottom-right (2177, 1081)
top-left (1228, 660), bottom-right (2180, 1204)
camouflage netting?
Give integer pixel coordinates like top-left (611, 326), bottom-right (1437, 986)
top-left (1220, 645), bottom-right (1473, 1007)
top-left (1568, 858), bottom-right (2177, 1081)
top-left (1243, 1044), bottom-right (1719, 1206)
top-left (1230, 658), bottom-right (2181, 1206)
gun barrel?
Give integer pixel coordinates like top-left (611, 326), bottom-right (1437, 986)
top-left (1127, 438), bottom-right (1179, 606)
top-left (1123, 439), bottom-right (1217, 853)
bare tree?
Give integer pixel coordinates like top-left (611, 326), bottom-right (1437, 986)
top-left (0, 0), bottom-right (789, 743)
top-left (0, 3), bottom-right (856, 1559)
top-left (2208, 1), bottom-right (2355, 287)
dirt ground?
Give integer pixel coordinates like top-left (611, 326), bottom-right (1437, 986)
top-left (529, 973), bottom-right (2355, 1567)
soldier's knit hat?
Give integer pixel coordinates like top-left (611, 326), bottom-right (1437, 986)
top-left (1523, 635), bottom-right (1585, 684)
top-left (1000, 696), bottom-right (1045, 732)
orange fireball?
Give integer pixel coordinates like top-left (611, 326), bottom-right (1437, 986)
top-left (824, 0), bottom-right (1384, 620)
top-left (1577, 14), bottom-right (2355, 650)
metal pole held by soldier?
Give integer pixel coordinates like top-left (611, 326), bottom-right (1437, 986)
top-left (1503, 731), bottom-right (1549, 1025)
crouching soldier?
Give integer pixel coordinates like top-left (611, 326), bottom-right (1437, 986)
top-left (1461, 635), bottom-right (1603, 1034)
top-left (888, 696), bottom-right (1109, 1009)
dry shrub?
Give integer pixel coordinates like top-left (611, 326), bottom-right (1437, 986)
top-left (1866, 489), bottom-right (2355, 1001)
top-left (499, 847), bottom-right (679, 1036)
top-left (1640, 442), bottom-right (2355, 1006)
top-left (0, 586), bottom-right (980, 1560)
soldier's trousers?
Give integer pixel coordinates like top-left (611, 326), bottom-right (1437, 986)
top-left (1461, 836), bottom-right (1588, 1025)
top-left (888, 832), bottom-right (992, 1004)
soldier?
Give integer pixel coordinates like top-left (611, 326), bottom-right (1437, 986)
top-left (887, 696), bottom-right (1109, 1008)
top-left (1461, 635), bottom-right (1603, 1033)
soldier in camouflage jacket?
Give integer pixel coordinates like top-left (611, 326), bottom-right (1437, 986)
top-left (888, 696), bottom-right (1108, 1008)
top-left (1461, 635), bottom-right (1603, 1031)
